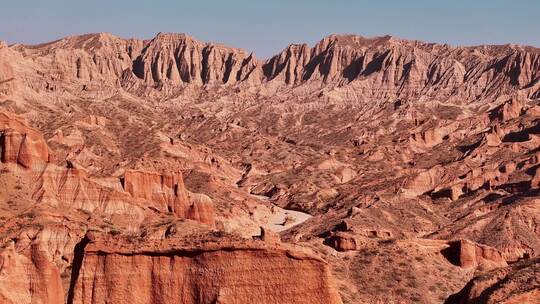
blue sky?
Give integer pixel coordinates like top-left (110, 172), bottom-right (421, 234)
top-left (1, 0), bottom-right (539, 58)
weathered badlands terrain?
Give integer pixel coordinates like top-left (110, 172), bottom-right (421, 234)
top-left (1, 32), bottom-right (540, 303)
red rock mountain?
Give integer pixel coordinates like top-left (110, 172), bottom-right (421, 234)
top-left (1, 32), bottom-right (540, 303)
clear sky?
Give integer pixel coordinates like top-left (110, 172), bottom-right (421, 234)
top-left (1, 0), bottom-right (539, 58)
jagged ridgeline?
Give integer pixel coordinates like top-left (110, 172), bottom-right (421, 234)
top-left (4, 32), bottom-right (539, 100)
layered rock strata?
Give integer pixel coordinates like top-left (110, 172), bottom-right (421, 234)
top-left (70, 234), bottom-right (342, 304)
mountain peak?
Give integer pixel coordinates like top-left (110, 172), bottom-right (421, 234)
top-left (22, 32), bottom-right (126, 51)
top-left (6, 31), bottom-right (540, 97)
top-left (317, 34), bottom-right (397, 49)
top-left (153, 32), bottom-right (193, 41)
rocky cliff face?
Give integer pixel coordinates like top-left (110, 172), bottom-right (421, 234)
top-left (0, 111), bottom-right (50, 168)
top-left (8, 32), bottom-right (540, 101)
top-left (263, 34), bottom-right (540, 100)
top-left (123, 169), bottom-right (215, 226)
top-left (132, 33), bottom-right (260, 86)
top-left (0, 42), bottom-right (18, 97)
top-left (0, 242), bottom-right (64, 304)
top-left (18, 33), bottom-right (144, 83)
top-left (449, 257), bottom-right (540, 304)
top-left (70, 234), bottom-right (342, 304)
top-left (0, 227), bottom-right (342, 304)
top-left (442, 239), bottom-right (507, 270)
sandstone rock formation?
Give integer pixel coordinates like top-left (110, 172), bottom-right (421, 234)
top-left (71, 234), bottom-right (342, 304)
top-left (132, 33), bottom-right (259, 86)
top-left (0, 109), bottom-right (340, 303)
top-left (0, 111), bottom-right (215, 228)
top-left (0, 111), bottom-right (50, 167)
top-left (2, 31), bottom-right (540, 303)
top-left (448, 257), bottom-right (540, 304)
top-left (7, 32), bottom-right (540, 100)
top-left (442, 239), bottom-right (507, 270)
top-left (324, 231), bottom-right (360, 251)
top-left (0, 241), bottom-right (63, 304)
top-left (122, 169), bottom-right (215, 226)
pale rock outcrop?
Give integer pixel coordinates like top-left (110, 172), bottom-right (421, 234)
top-left (485, 128), bottom-right (502, 147)
top-left (263, 43), bottom-right (310, 84)
top-left (431, 183), bottom-right (466, 201)
top-left (123, 170), bottom-right (189, 211)
top-left (34, 166), bottom-right (146, 226)
top-left (531, 167), bottom-right (540, 189)
top-left (184, 192), bottom-right (216, 227)
top-left (0, 112), bottom-right (50, 168)
top-left (409, 122), bottom-right (458, 152)
top-left (20, 33), bottom-right (144, 83)
top-left (123, 170), bottom-right (215, 226)
top-left (402, 165), bottom-right (444, 197)
top-left (495, 98), bottom-right (525, 122)
top-left (0, 60), bottom-right (16, 96)
top-left (132, 33), bottom-right (259, 86)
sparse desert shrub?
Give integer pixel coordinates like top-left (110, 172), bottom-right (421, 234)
top-left (406, 279), bottom-right (419, 288)
top-left (60, 270), bottom-right (71, 279)
top-left (410, 294), bottom-right (422, 302)
top-left (23, 211), bottom-right (37, 219)
top-left (395, 288), bottom-right (407, 295)
top-left (78, 208), bottom-right (92, 216)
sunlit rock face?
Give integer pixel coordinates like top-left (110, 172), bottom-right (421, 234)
top-left (1, 32), bottom-right (540, 303)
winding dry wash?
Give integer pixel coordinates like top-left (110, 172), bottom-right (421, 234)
top-left (1, 32), bottom-right (540, 303)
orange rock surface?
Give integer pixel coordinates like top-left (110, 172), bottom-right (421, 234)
top-left (71, 234), bottom-right (342, 304)
top-left (449, 257), bottom-right (540, 304)
top-left (0, 242), bottom-right (63, 304)
top-left (2, 31), bottom-right (540, 303)
top-left (0, 112), bottom-right (50, 167)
